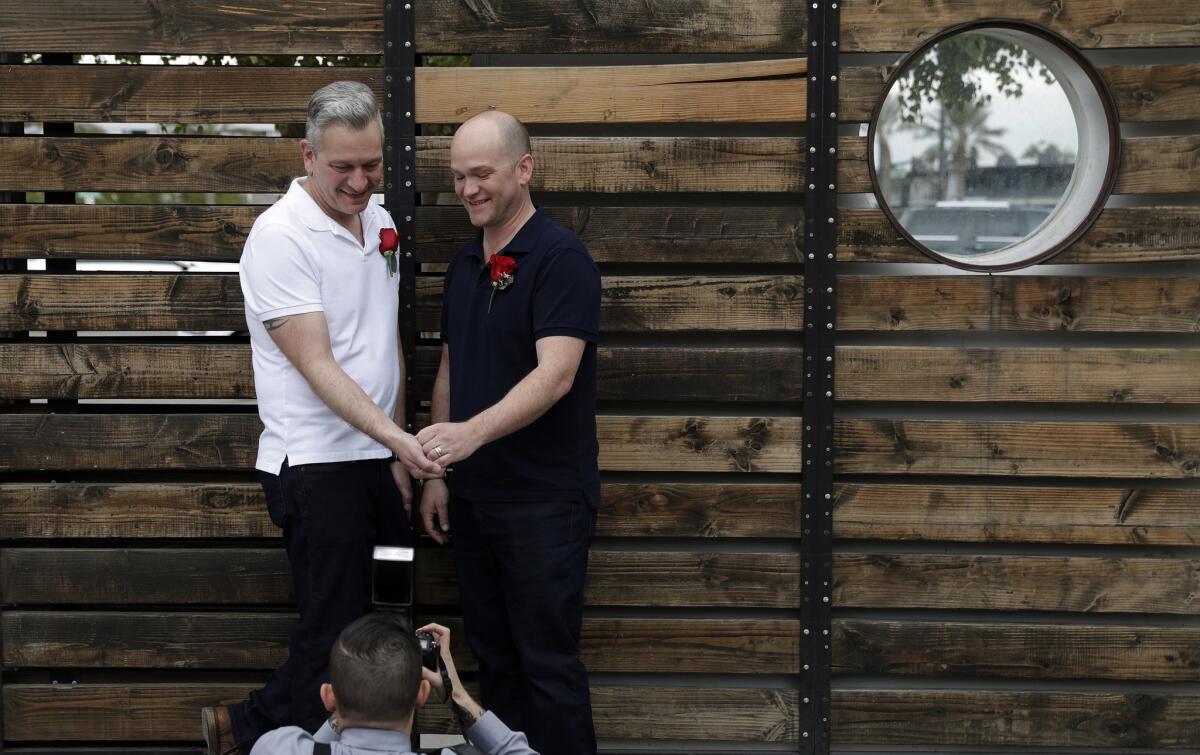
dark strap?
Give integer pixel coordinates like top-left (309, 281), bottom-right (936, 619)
top-left (312, 742), bottom-right (332, 755)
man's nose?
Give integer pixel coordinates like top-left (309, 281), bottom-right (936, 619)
top-left (348, 169), bottom-right (370, 192)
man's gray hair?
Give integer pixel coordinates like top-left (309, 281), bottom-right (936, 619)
top-left (306, 81), bottom-right (383, 151)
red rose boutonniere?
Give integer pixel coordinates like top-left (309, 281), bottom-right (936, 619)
top-left (379, 227), bottom-right (400, 278)
top-left (488, 254), bottom-right (517, 313)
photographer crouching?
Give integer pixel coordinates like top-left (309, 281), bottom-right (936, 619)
top-left (251, 615), bottom-right (536, 755)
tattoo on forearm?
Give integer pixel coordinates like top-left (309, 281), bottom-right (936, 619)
top-left (264, 317), bottom-right (290, 332)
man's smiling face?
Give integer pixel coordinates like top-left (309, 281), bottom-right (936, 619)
top-left (301, 119), bottom-right (384, 225)
top-left (450, 122), bottom-right (531, 230)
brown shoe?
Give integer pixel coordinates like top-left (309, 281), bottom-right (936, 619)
top-left (201, 705), bottom-right (240, 755)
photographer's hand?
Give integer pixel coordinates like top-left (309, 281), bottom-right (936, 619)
top-left (418, 623), bottom-right (485, 726)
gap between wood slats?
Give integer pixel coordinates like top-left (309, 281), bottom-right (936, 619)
top-left (6, 63), bottom-right (1200, 125)
top-left (7, 344), bottom-right (1200, 405)
top-left (0, 414), bottom-right (803, 473)
top-left (6, 205), bottom-right (1200, 265)
top-left (0, 481), bottom-right (803, 539)
top-left (3, 549), bottom-right (1195, 614)
top-left (1, 136), bottom-right (1194, 194)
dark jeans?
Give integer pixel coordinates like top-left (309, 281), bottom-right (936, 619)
top-left (229, 458), bottom-right (410, 752)
top-left (450, 497), bottom-right (597, 755)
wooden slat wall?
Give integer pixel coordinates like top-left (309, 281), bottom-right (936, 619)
top-left (826, 1), bottom-right (1200, 753)
top-left (3, 1), bottom-right (1198, 753)
top-left (0, 2), bottom-right (807, 752)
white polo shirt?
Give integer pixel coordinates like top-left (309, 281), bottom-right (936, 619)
top-left (240, 178), bottom-right (400, 474)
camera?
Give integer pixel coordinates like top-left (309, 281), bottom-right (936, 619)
top-left (415, 629), bottom-right (441, 672)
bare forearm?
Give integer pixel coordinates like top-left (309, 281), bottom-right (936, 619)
top-left (301, 358), bottom-right (406, 450)
top-left (466, 364), bottom-right (567, 446)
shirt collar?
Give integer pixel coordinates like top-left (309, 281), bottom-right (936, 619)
top-left (465, 207), bottom-right (546, 262)
top-left (336, 726), bottom-right (413, 752)
top-left (288, 177), bottom-right (381, 240)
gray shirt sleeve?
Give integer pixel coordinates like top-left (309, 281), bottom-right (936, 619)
top-left (463, 711), bottom-right (539, 755)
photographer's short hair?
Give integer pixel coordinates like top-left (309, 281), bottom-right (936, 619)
top-left (306, 81), bottom-right (383, 153)
top-left (329, 613), bottom-right (422, 724)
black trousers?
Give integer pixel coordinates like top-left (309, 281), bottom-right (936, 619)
top-left (230, 458), bottom-right (409, 751)
top-left (450, 496), bottom-right (597, 755)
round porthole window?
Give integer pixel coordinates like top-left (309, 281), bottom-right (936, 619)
top-left (868, 21), bottom-right (1120, 271)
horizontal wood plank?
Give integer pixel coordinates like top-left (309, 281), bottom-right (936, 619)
top-left (834, 484), bottom-right (1200, 546)
top-left (1, 61), bottom-right (807, 124)
top-left (0, 343), bottom-right (803, 402)
top-left (0, 273), bottom-right (804, 333)
top-left (0, 414), bottom-right (802, 473)
top-left (12, 203), bottom-right (1200, 265)
top-left (0, 2), bottom-right (381, 54)
top-left (2, 683), bottom-right (798, 743)
top-left (833, 689), bottom-right (1200, 749)
top-left (22, 612), bottom-right (1196, 681)
top-left (0, 482), bottom-right (801, 539)
top-left (23, 274), bottom-right (1197, 335)
top-left (9, 480), bottom-right (1192, 546)
top-left (836, 419), bottom-right (1200, 479)
top-left (0, 482), bottom-right (272, 539)
top-left (0, 66), bottom-right (379, 124)
top-left (835, 554), bottom-right (1200, 614)
top-left (838, 346), bottom-right (1200, 403)
top-left (840, 207), bottom-right (1200, 264)
top-left (6, 61), bottom-right (1195, 126)
top-left (6, 135), bottom-right (1189, 195)
top-left (415, 135), bottom-right (806, 193)
top-left (3, 612), bottom-right (799, 675)
top-left (415, 59), bottom-right (807, 123)
top-left (0, 136), bottom-right (807, 194)
top-left (0, 205), bottom-right (806, 264)
top-left (414, 1), bottom-right (806, 54)
top-left (8, 549), bottom-right (1191, 614)
top-left (838, 0), bottom-right (1200, 52)
top-left (834, 619), bottom-right (1200, 681)
top-left (0, 549), bottom-right (801, 609)
top-left (420, 274), bottom-right (804, 333)
top-left (840, 276), bottom-right (1200, 333)
top-left (840, 64), bottom-right (1200, 123)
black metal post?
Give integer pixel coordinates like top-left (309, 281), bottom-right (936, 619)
top-left (801, 1), bottom-right (840, 753)
top-left (382, 0), bottom-right (421, 706)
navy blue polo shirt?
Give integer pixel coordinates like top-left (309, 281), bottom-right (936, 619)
top-left (440, 208), bottom-right (601, 507)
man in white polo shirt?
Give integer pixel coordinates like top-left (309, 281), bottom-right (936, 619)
top-left (201, 81), bottom-right (441, 755)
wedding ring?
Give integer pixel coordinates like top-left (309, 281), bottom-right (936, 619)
top-left (433, 446), bottom-right (444, 458)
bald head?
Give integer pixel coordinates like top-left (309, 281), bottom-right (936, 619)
top-left (453, 110), bottom-right (531, 164)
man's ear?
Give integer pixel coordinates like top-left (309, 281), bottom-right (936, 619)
top-left (300, 139), bottom-right (317, 177)
top-left (516, 153), bottom-right (534, 187)
top-left (320, 682), bottom-right (337, 714)
top-left (414, 678), bottom-right (432, 709)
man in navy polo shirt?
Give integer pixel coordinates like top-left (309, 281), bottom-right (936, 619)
top-left (416, 111), bottom-right (600, 755)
